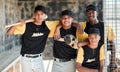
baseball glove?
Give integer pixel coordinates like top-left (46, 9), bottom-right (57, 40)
top-left (64, 34), bottom-right (78, 49)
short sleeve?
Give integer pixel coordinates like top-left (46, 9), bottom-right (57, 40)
top-left (45, 20), bottom-right (59, 37)
top-left (100, 44), bottom-right (105, 61)
top-left (76, 47), bottom-right (84, 63)
top-left (14, 23), bottom-right (26, 35)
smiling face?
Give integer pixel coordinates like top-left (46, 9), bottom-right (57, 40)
top-left (34, 10), bottom-right (46, 23)
top-left (86, 10), bottom-right (98, 22)
top-left (60, 15), bottom-right (73, 29)
top-left (88, 34), bottom-right (100, 45)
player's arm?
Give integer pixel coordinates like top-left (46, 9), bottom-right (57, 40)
top-left (7, 26), bottom-right (16, 35)
top-left (72, 22), bottom-right (84, 34)
top-left (77, 39), bottom-right (89, 47)
top-left (76, 31), bottom-right (88, 48)
top-left (76, 48), bottom-right (98, 72)
top-left (75, 21), bottom-right (88, 47)
top-left (53, 21), bottom-right (62, 40)
top-left (100, 60), bottom-right (104, 72)
top-left (99, 44), bottom-right (105, 72)
top-left (7, 20), bottom-right (26, 35)
top-left (76, 63), bottom-right (98, 72)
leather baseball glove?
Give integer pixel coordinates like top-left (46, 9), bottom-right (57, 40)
top-left (58, 34), bottom-right (78, 49)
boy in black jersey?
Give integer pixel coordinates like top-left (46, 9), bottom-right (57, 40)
top-left (52, 10), bottom-right (80, 72)
top-left (7, 5), bottom-right (51, 72)
top-left (76, 28), bottom-right (105, 72)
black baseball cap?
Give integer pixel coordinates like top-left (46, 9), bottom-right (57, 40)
top-left (86, 4), bottom-right (98, 12)
top-left (34, 5), bottom-right (46, 14)
top-left (88, 28), bottom-right (100, 35)
top-left (60, 10), bottom-right (73, 18)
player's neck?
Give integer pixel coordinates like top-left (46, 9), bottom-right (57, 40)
top-left (88, 44), bottom-right (98, 49)
top-left (90, 19), bottom-right (99, 25)
top-left (34, 21), bottom-right (43, 25)
top-left (63, 26), bottom-right (71, 30)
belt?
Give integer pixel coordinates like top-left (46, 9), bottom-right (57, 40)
top-left (54, 58), bottom-right (74, 62)
top-left (22, 54), bottom-right (42, 58)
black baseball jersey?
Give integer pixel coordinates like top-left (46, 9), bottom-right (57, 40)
top-left (20, 21), bottom-right (50, 55)
top-left (53, 26), bottom-right (77, 59)
top-left (82, 43), bottom-right (103, 70)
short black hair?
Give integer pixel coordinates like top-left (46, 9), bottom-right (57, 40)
top-left (88, 28), bottom-right (100, 35)
top-left (86, 4), bottom-right (98, 12)
top-left (34, 5), bottom-right (46, 14)
top-left (60, 10), bottom-right (73, 18)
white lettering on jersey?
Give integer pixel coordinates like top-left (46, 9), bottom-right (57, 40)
top-left (86, 58), bottom-right (95, 63)
top-left (32, 33), bottom-right (44, 37)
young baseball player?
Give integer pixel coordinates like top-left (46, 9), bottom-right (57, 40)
top-left (7, 5), bottom-right (59, 72)
top-left (52, 10), bottom-right (87, 72)
top-left (76, 28), bottom-right (105, 72)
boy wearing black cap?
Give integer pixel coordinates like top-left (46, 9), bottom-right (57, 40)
top-left (7, 5), bottom-right (59, 72)
top-left (76, 28), bottom-right (105, 72)
top-left (51, 10), bottom-right (87, 72)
